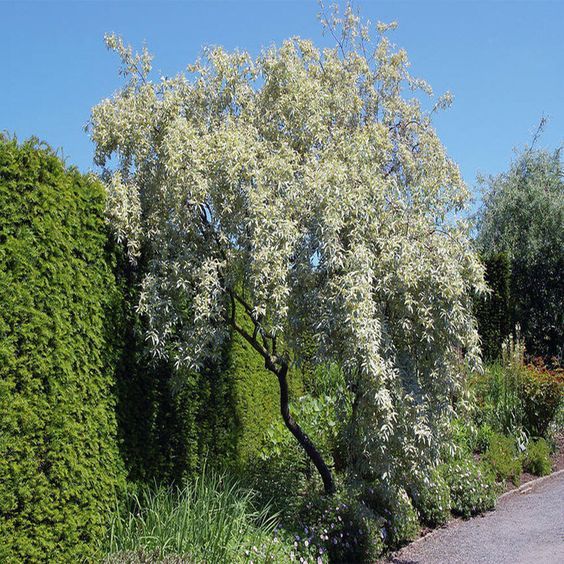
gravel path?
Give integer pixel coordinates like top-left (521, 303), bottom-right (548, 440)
top-left (387, 470), bottom-right (564, 564)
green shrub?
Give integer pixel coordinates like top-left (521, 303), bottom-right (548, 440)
top-left (523, 439), bottom-right (552, 476)
top-left (450, 418), bottom-right (478, 457)
top-left (483, 433), bottom-right (522, 485)
top-left (409, 468), bottom-right (451, 527)
top-left (471, 362), bottom-right (526, 436)
top-left (472, 350), bottom-right (562, 440)
top-left (246, 417), bottom-right (310, 521)
top-left (440, 458), bottom-right (497, 518)
top-left (300, 487), bottom-right (384, 563)
top-left (522, 362), bottom-right (563, 438)
top-left (244, 366), bottom-right (344, 521)
top-left (0, 137), bottom-right (125, 561)
top-left (102, 469), bottom-right (292, 563)
top-left (476, 423), bottom-right (495, 453)
top-left (365, 483), bottom-right (419, 548)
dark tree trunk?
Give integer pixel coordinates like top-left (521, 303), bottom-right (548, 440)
top-left (226, 291), bottom-right (335, 496)
top-left (268, 358), bottom-right (336, 495)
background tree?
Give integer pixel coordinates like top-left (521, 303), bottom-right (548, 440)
top-left (90, 5), bottom-right (485, 494)
top-left (476, 144), bottom-right (563, 362)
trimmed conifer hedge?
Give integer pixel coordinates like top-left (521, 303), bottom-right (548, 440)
top-left (0, 137), bottom-right (125, 562)
top-left (475, 252), bottom-right (511, 362)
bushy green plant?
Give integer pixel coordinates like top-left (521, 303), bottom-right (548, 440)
top-left (440, 458), bottom-right (497, 518)
top-left (364, 483), bottom-right (419, 548)
top-left (472, 354), bottom-right (562, 440)
top-left (247, 418), bottom-right (310, 521)
top-left (102, 469), bottom-right (292, 563)
top-left (247, 365), bottom-right (348, 521)
top-left (476, 423), bottom-right (495, 453)
top-left (483, 433), bottom-right (522, 485)
top-left (300, 487), bottom-right (384, 563)
top-left (0, 137), bottom-right (125, 562)
top-left (450, 418), bottom-right (478, 457)
top-left (409, 468), bottom-right (452, 527)
top-left (522, 362), bottom-right (563, 438)
top-left (522, 439), bottom-right (552, 476)
top-left (471, 362), bottom-right (526, 436)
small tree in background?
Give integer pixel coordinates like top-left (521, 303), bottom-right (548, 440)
top-left (477, 144), bottom-right (563, 362)
top-left (90, 5), bottom-right (485, 494)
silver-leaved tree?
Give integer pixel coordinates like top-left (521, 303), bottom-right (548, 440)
top-left (90, 5), bottom-right (485, 494)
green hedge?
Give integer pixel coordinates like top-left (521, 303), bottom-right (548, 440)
top-left (0, 137), bottom-right (125, 562)
top-left (112, 258), bottom-right (238, 485)
top-left (116, 286), bottom-right (299, 483)
top-left (225, 302), bottom-right (304, 468)
top-left (475, 252), bottom-right (511, 362)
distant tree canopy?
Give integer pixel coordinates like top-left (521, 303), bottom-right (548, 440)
top-left (477, 146), bottom-right (563, 362)
top-left (0, 137), bottom-right (125, 561)
top-left (91, 6), bottom-right (485, 493)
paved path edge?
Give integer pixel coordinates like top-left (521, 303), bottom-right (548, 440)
top-left (497, 468), bottom-right (564, 501)
top-left (386, 468), bottom-right (564, 560)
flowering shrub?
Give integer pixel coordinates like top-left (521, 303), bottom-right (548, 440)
top-left (299, 488), bottom-right (384, 563)
top-left (364, 483), bottom-right (420, 548)
top-left (522, 438), bottom-right (552, 476)
top-left (471, 341), bottom-right (563, 440)
top-left (440, 458), bottom-right (497, 518)
top-left (409, 468), bottom-right (451, 527)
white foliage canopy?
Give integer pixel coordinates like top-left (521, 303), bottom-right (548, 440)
top-left (91, 12), bottom-right (485, 475)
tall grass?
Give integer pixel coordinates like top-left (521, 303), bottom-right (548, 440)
top-left (472, 333), bottom-right (527, 437)
top-left (474, 362), bottom-right (526, 435)
top-left (101, 468), bottom-right (293, 563)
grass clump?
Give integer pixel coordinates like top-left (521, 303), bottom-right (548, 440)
top-left (101, 468), bottom-right (292, 563)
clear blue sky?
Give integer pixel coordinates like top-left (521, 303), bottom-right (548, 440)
top-left (3, 0), bottom-right (563, 200)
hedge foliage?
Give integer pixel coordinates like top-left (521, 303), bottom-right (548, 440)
top-left (475, 252), bottom-right (511, 362)
top-left (113, 262), bottom-right (238, 485)
top-left (116, 284), bottom-right (301, 484)
top-left (225, 302), bottom-right (303, 468)
top-left (0, 137), bottom-right (125, 562)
